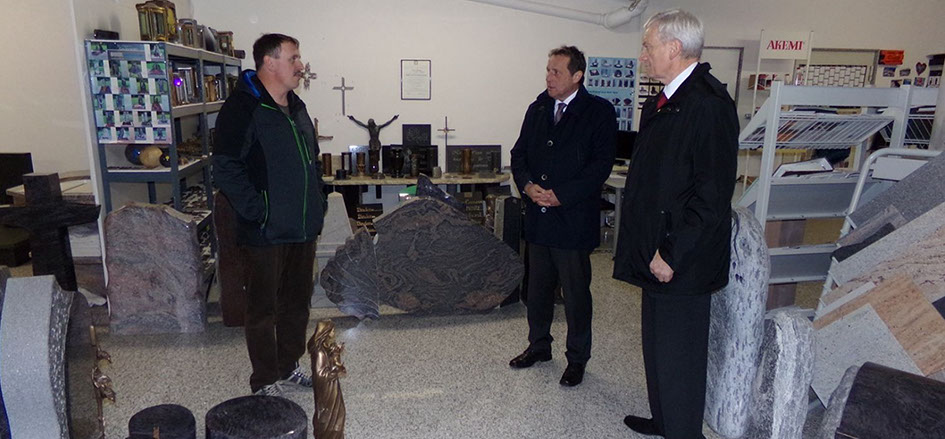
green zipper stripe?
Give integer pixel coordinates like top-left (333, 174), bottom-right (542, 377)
top-left (260, 102), bottom-right (310, 240)
top-left (261, 190), bottom-right (269, 228)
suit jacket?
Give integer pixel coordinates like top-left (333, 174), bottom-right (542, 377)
top-left (612, 63), bottom-right (739, 294)
top-left (510, 85), bottom-right (616, 250)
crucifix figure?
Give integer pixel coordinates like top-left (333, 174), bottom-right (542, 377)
top-left (348, 114), bottom-right (399, 151)
top-left (0, 173), bottom-right (100, 291)
top-left (437, 116), bottom-right (456, 149)
top-left (332, 77), bottom-right (354, 115)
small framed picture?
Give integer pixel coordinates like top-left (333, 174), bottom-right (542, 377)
top-left (97, 127), bottom-right (112, 141)
top-left (95, 77), bottom-right (112, 94)
top-left (155, 78), bottom-right (169, 94)
top-left (400, 59), bottom-right (432, 100)
top-left (146, 62), bottom-right (166, 78)
top-left (156, 112), bottom-right (171, 126)
top-left (153, 127), bottom-right (168, 142)
top-left (135, 127), bottom-right (149, 141)
top-left (116, 127), bottom-right (131, 142)
top-left (137, 111), bottom-right (153, 127)
top-left (131, 94), bottom-right (147, 110)
top-left (151, 95), bottom-right (169, 112)
top-left (120, 111), bottom-right (134, 126)
top-left (92, 94), bottom-right (106, 110)
top-left (117, 78), bottom-right (132, 94)
top-left (109, 61), bottom-right (121, 77)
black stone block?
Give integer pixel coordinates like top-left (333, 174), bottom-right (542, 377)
top-left (128, 404), bottom-right (196, 439)
top-left (205, 396), bottom-right (306, 439)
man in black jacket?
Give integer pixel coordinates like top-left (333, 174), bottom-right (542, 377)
top-left (613, 10), bottom-right (738, 439)
top-left (509, 46), bottom-right (616, 387)
top-left (214, 33), bottom-right (327, 396)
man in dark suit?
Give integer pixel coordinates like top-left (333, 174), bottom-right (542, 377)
top-left (509, 45), bottom-right (616, 387)
top-left (613, 9), bottom-right (739, 439)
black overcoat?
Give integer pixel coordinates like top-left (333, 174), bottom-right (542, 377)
top-left (510, 85), bottom-right (616, 250)
top-left (612, 63), bottom-right (738, 294)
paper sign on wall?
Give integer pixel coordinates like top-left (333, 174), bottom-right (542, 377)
top-left (760, 31), bottom-right (810, 60)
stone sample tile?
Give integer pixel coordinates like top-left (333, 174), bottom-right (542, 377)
top-left (836, 205), bottom-right (906, 248)
top-left (835, 362), bottom-right (945, 439)
top-left (818, 365), bottom-right (859, 439)
top-left (828, 222), bottom-right (945, 305)
top-left (373, 198), bottom-right (524, 314)
top-left (0, 276), bottom-right (74, 439)
top-left (812, 304), bottom-right (922, 402)
top-left (814, 274), bottom-right (945, 375)
top-left (745, 308), bottom-right (814, 439)
top-left (832, 223), bottom-right (895, 262)
top-left (705, 208), bottom-right (769, 438)
top-left (321, 229), bottom-right (382, 320)
top-left (849, 150), bottom-right (945, 228)
top-left (214, 193), bottom-right (247, 327)
top-left (205, 395), bottom-right (307, 439)
top-left (831, 202), bottom-right (945, 286)
top-left (314, 193), bottom-right (354, 308)
top-left (105, 203), bottom-right (206, 334)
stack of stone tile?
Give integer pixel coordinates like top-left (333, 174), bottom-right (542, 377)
top-left (814, 153), bottom-right (945, 403)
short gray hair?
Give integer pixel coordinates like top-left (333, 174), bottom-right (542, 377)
top-left (644, 9), bottom-right (704, 59)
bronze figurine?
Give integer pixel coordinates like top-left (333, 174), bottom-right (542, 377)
top-left (308, 319), bottom-right (346, 439)
top-left (348, 114), bottom-right (398, 151)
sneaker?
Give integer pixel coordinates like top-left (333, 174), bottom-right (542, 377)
top-left (253, 382), bottom-right (284, 396)
top-left (278, 364), bottom-right (313, 389)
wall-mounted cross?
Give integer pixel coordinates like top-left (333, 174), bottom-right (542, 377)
top-left (332, 77), bottom-right (354, 115)
top-left (437, 116), bottom-right (456, 149)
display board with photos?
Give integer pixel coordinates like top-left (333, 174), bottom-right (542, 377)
top-left (87, 41), bottom-right (172, 144)
top-left (586, 56), bottom-right (637, 131)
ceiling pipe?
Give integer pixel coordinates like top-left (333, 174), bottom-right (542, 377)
top-left (466, 0), bottom-right (648, 30)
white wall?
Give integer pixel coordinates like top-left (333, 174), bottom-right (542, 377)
top-left (0, 1), bottom-right (89, 173)
top-left (4, 0), bottom-right (945, 175)
top-left (193, 0), bottom-right (945, 166)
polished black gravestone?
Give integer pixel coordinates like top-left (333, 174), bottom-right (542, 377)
top-left (205, 395), bottom-right (306, 439)
top-left (128, 404), bottom-right (196, 439)
top-left (0, 173), bottom-right (100, 291)
top-left (831, 362), bottom-right (945, 439)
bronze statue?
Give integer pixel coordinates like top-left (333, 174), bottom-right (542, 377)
top-left (348, 114), bottom-right (398, 151)
top-left (308, 319), bottom-right (347, 439)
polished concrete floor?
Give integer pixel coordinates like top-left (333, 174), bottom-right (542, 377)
top-left (87, 252), bottom-right (826, 439)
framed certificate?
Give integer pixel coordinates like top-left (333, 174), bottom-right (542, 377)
top-left (401, 59), bottom-right (431, 100)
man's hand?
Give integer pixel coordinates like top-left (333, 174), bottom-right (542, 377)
top-left (650, 250), bottom-right (674, 283)
top-left (524, 183), bottom-right (560, 207)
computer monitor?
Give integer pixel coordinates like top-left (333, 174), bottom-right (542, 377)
top-left (615, 130), bottom-right (636, 161)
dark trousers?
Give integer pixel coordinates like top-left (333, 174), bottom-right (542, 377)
top-left (641, 289), bottom-right (712, 439)
top-left (525, 243), bottom-right (593, 365)
top-left (242, 241), bottom-right (316, 392)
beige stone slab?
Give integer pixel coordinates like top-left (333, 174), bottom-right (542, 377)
top-left (814, 274), bottom-right (945, 375)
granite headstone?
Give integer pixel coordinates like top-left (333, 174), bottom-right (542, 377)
top-left (415, 174), bottom-right (464, 212)
top-left (0, 266), bottom-right (10, 439)
top-left (205, 395), bottom-right (307, 439)
top-left (105, 203), bottom-right (207, 334)
top-left (705, 207), bottom-right (769, 438)
top-left (818, 365), bottom-right (859, 439)
top-left (829, 362), bottom-right (945, 439)
top-left (744, 308), bottom-right (814, 439)
top-left (0, 276), bottom-right (74, 439)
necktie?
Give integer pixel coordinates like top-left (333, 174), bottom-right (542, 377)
top-left (554, 102), bottom-right (566, 124)
top-left (656, 91), bottom-right (668, 109)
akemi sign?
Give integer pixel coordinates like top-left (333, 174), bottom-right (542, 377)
top-left (760, 31), bottom-right (811, 59)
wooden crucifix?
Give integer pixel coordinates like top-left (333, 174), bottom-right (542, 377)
top-left (438, 116), bottom-right (456, 149)
top-left (332, 77), bottom-right (354, 115)
top-left (0, 173), bottom-right (100, 291)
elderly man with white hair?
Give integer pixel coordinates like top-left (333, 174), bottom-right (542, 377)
top-left (613, 9), bottom-right (739, 439)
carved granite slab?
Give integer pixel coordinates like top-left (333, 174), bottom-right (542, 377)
top-left (705, 208), bottom-right (769, 438)
top-left (373, 198), bottom-right (524, 314)
top-left (322, 197), bottom-right (524, 318)
top-left (105, 203), bottom-right (206, 334)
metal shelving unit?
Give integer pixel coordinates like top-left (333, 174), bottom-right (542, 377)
top-left (737, 82), bottom-right (939, 285)
top-left (85, 39), bottom-right (240, 213)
